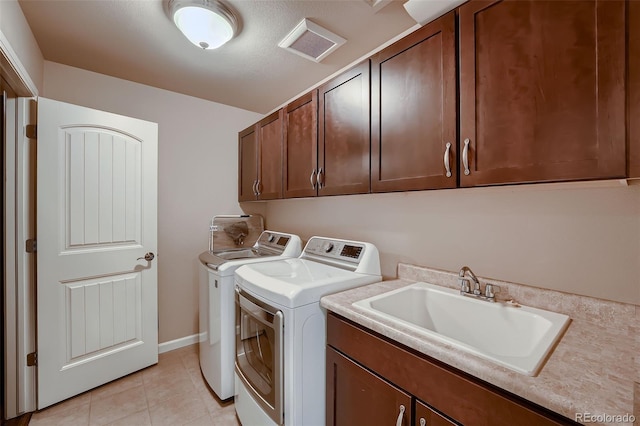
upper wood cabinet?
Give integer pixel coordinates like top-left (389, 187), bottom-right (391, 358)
top-left (371, 11), bottom-right (457, 192)
top-left (257, 110), bottom-right (284, 200)
top-left (238, 124), bottom-right (258, 202)
top-left (629, 0), bottom-right (640, 178)
top-left (240, 0), bottom-right (636, 202)
top-left (238, 110), bottom-right (283, 201)
top-left (318, 60), bottom-right (371, 196)
top-left (459, 0), bottom-right (626, 187)
top-left (283, 91), bottom-right (318, 198)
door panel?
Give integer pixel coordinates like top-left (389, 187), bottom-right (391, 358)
top-left (37, 97), bottom-right (158, 409)
top-left (65, 274), bottom-right (140, 359)
top-left (65, 129), bottom-right (140, 247)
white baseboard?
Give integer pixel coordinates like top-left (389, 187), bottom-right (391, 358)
top-left (158, 333), bottom-right (199, 354)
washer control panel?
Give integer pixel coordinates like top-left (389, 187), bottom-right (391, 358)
top-left (304, 237), bottom-right (365, 263)
top-left (257, 231), bottom-right (291, 249)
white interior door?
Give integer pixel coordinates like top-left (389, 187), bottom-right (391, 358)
top-left (36, 97), bottom-right (158, 409)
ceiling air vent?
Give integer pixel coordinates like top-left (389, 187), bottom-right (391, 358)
top-left (363, 0), bottom-right (393, 13)
top-left (278, 19), bottom-right (346, 63)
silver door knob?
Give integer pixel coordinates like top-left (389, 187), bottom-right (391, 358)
top-left (137, 252), bottom-right (155, 261)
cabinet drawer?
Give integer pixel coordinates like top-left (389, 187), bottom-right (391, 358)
top-left (327, 313), bottom-right (575, 426)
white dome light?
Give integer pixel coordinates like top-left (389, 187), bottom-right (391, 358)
top-left (169, 0), bottom-right (238, 50)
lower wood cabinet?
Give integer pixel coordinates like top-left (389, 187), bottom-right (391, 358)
top-left (327, 346), bottom-right (412, 426)
top-left (327, 347), bottom-right (456, 426)
top-left (415, 399), bottom-right (458, 426)
top-left (326, 313), bottom-right (577, 426)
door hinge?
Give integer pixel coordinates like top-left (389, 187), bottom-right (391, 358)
top-left (26, 239), bottom-right (37, 253)
top-left (26, 352), bottom-right (37, 367)
top-left (25, 124), bottom-right (37, 139)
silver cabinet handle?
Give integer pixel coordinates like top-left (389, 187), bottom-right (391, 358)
top-left (256, 179), bottom-right (261, 196)
top-left (395, 405), bottom-right (406, 426)
top-left (137, 252), bottom-right (155, 261)
top-left (317, 167), bottom-right (324, 189)
top-left (420, 418), bottom-right (426, 426)
top-left (252, 180), bottom-right (258, 196)
top-left (309, 169), bottom-right (317, 189)
top-left (463, 138), bottom-right (471, 175)
top-left (444, 142), bottom-right (452, 178)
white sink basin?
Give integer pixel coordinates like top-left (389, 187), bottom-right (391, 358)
top-left (353, 282), bottom-right (570, 376)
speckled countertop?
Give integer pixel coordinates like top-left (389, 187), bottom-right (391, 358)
top-left (320, 263), bottom-right (640, 426)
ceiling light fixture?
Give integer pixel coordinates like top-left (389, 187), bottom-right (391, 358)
top-left (168, 0), bottom-right (238, 50)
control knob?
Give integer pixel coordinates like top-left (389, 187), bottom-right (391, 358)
top-left (267, 234), bottom-right (275, 243)
top-left (323, 242), bottom-right (334, 253)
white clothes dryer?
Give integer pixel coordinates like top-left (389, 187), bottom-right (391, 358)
top-left (198, 231), bottom-right (302, 400)
top-left (233, 237), bottom-right (381, 425)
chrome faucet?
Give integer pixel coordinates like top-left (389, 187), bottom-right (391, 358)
top-left (459, 266), bottom-right (480, 294)
top-left (458, 266), bottom-right (498, 302)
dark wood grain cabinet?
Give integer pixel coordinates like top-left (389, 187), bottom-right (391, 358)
top-left (415, 399), bottom-right (459, 426)
top-left (238, 124), bottom-right (258, 202)
top-left (458, 0), bottom-right (626, 186)
top-left (318, 60), bottom-right (371, 196)
top-left (283, 61), bottom-right (371, 199)
top-left (238, 110), bottom-right (283, 201)
top-left (371, 11), bottom-right (457, 192)
top-left (327, 347), bottom-right (458, 426)
top-left (629, 0), bottom-right (640, 178)
top-left (240, 0), bottom-right (637, 202)
top-left (327, 313), bottom-right (576, 426)
top-left (327, 347), bottom-right (413, 426)
top-left (283, 91), bottom-right (318, 198)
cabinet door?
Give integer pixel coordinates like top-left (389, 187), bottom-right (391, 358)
top-left (238, 124), bottom-right (258, 201)
top-left (371, 11), bottom-right (457, 192)
top-left (256, 110), bottom-right (283, 200)
top-left (318, 60), bottom-right (371, 196)
top-left (327, 347), bottom-right (411, 426)
top-left (629, 0), bottom-right (640, 178)
top-left (283, 91), bottom-right (318, 198)
top-left (415, 399), bottom-right (459, 426)
top-left (459, 0), bottom-right (626, 186)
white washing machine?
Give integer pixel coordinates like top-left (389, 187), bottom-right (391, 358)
top-left (233, 237), bottom-right (381, 425)
top-left (198, 230), bottom-right (302, 400)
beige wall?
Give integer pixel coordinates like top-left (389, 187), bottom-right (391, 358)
top-left (263, 182), bottom-right (640, 305)
top-left (43, 61), bottom-right (263, 343)
top-left (0, 0), bottom-right (43, 95)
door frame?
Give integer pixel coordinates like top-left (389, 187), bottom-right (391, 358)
top-left (2, 28), bottom-right (39, 419)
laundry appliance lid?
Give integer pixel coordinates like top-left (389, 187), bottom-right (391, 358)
top-left (235, 258), bottom-right (381, 309)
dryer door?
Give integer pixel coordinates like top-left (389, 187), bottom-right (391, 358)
top-left (235, 289), bottom-right (284, 424)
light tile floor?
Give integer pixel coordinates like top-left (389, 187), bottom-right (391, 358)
top-left (29, 345), bottom-right (240, 426)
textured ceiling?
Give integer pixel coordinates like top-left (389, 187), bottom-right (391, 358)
top-left (18, 0), bottom-right (416, 113)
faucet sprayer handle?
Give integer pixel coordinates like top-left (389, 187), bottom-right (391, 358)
top-left (485, 284), bottom-right (499, 300)
top-left (459, 278), bottom-right (471, 294)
